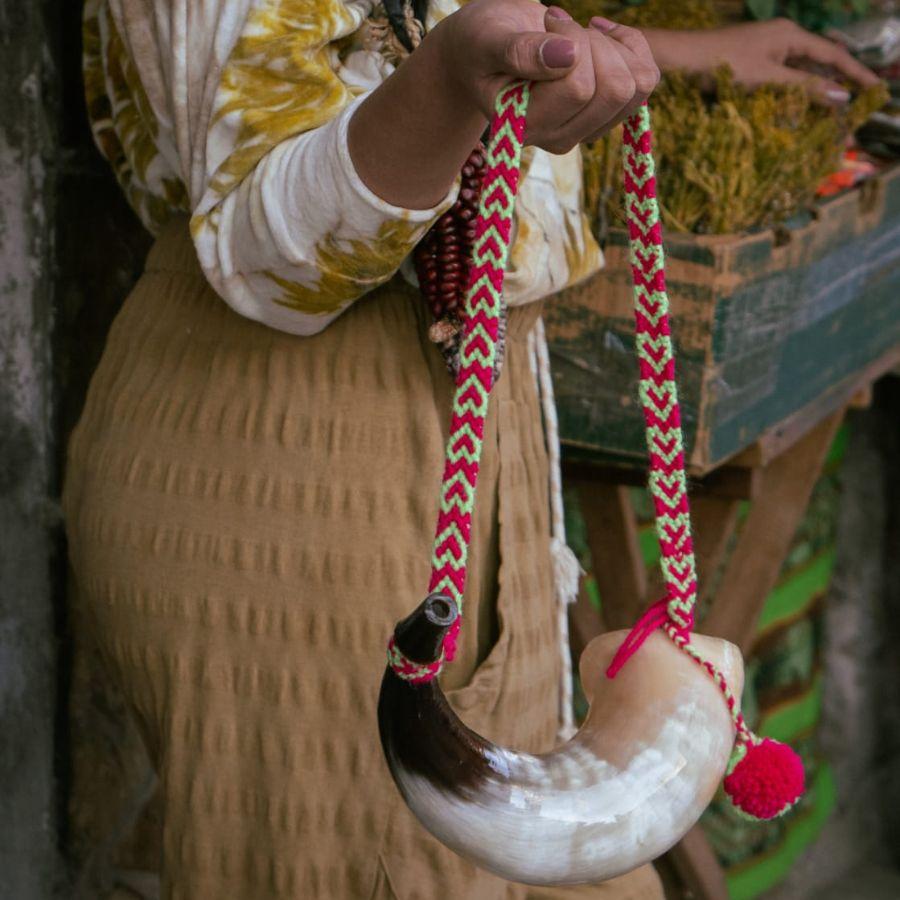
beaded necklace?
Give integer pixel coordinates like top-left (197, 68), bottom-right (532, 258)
top-left (413, 144), bottom-right (499, 377)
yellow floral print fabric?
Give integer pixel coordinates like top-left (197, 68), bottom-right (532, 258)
top-left (84, 0), bottom-right (602, 334)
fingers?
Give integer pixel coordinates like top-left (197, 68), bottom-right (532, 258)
top-left (771, 64), bottom-right (854, 106)
top-left (591, 17), bottom-right (651, 63)
top-left (493, 29), bottom-right (577, 82)
top-left (543, 6), bottom-right (599, 114)
top-left (586, 18), bottom-right (659, 135)
top-left (532, 9), bottom-right (649, 153)
top-left (547, 17), bottom-right (658, 148)
top-left (517, 8), bottom-right (659, 153)
top-left (785, 25), bottom-right (881, 89)
top-left (554, 39), bottom-right (635, 149)
top-left (592, 17), bottom-right (661, 95)
top-left (525, 9), bottom-right (600, 150)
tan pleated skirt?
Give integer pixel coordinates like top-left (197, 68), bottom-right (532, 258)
top-left (63, 220), bottom-right (663, 900)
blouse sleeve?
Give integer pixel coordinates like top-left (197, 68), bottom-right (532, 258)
top-left (88, 0), bottom-right (458, 335)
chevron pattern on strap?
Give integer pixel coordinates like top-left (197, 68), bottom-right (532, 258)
top-left (386, 85), bottom-right (804, 822)
top-left (612, 104), bottom-right (804, 820)
top-left (612, 104), bottom-right (750, 735)
top-left (623, 107), bottom-right (697, 634)
top-left (387, 81), bottom-right (528, 683)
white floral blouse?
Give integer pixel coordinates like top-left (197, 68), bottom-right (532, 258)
top-left (84, 0), bottom-right (603, 335)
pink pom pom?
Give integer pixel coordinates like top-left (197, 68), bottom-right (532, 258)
top-left (723, 738), bottom-right (805, 820)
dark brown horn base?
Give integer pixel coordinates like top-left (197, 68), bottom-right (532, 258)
top-left (378, 595), bottom-right (495, 797)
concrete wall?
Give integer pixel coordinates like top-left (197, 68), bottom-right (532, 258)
top-left (0, 3), bottom-right (62, 897)
top-left (0, 3), bottom-right (149, 895)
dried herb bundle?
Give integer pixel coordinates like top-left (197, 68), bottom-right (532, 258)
top-left (558, 0), bottom-right (886, 235)
top-left (582, 71), bottom-right (887, 236)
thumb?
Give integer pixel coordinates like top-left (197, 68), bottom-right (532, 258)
top-left (495, 31), bottom-right (576, 82)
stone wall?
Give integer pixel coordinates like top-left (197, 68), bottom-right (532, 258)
top-left (0, 4), bottom-right (62, 897)
top-left (0, 2), bottom-right (150, 896)
top-left (50, 0), bottom-right (152, 892)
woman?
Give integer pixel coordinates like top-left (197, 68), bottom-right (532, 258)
top-left (66, 2), bottom-right (877, 898)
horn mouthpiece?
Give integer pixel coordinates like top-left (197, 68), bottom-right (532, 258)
top-left (392, 593), bottom-right (458, 666)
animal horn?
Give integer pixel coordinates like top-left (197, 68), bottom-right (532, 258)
top-left (378, 594), bottom-right (743, 886)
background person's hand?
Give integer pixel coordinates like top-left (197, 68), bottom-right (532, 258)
top-left (437, 2), bottom-right (659, 152)
top-left (644, 17), bottom-right (880, 104)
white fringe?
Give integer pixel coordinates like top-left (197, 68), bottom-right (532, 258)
top-left (530, 317), bottom-right (582, 741)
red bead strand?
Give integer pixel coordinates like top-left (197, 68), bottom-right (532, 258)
top-left (414, 143), bottom-right (487, 345)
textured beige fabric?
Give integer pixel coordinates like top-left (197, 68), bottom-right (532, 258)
top-left (63, 220), bottom-right (661, 900)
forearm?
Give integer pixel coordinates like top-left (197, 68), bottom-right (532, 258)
top-left (348, 24), bottom-right (487, 211)
top-left (643, 22), bottom-right (879, 100)
top-left (642, 28), bottom-right (714, 76)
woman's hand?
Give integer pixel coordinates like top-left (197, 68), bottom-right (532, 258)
top-left (438, 2), bottom-right (659, 153)
top-left (349, 1), bottom-right (658, 210)
top-left (644, 18), bottom-right (880, 104)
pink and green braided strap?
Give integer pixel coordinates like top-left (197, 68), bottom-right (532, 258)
top-left (386, 81), bottom-right (529, 684)
top-left (607, 105), bottom-right (804, 821)
top-left (387, 84), bottom-right (805, 821)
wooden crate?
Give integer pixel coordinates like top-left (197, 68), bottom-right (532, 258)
top-left (545, 164), bottom-right (900, 475)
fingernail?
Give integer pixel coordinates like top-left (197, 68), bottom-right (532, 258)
top-left (826, 87), bottom-right (851, 104)
top-left (546, 6), bottom-right (572, 20)
top-left (540, 37), bottom-right (575, 68)
top-left (590, 16), bottom-right (617, 31)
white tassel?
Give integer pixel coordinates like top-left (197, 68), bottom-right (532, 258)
top-left (531, 318), bottom-right (583, 741)
top-left (551, 535), bottom-right (581, 741)
top-left (551, 535), bottom-right (582, 609)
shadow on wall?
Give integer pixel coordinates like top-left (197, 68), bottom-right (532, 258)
top-left (53, 0), bottom-right (154, 894)
top-left (1, 1), bottom-right (150, 897)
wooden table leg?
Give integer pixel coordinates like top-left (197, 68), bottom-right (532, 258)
top-left (573, 482), bottom-right (647, 631)
top-left (666, 824), bottom-right (731, 900)
top-left (574, 484), bottom-right (745, 627)
top-left (703, 410), bottom-right (845, 651)
top-left (568, 581), bottom-right (607, 663)
top-left (567, 410), bottom-right (845, 900)
top-left (661, 412), bottom-right (844, 898)
top-left (690, 495), bottom-right (743, 609)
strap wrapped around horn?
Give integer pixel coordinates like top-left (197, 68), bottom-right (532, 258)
top-left (378, 81), bottom-right (804, 886)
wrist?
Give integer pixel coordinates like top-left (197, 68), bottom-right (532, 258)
top-left (349, 26), bottom-right (486, 210)
top-left (428, 17), bottom-right (490, 130)
top-left (643, 28), bottom-right (715, 76)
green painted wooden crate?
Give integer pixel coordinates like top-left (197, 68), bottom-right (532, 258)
top-left (545, 164), bottom-right (900, 474)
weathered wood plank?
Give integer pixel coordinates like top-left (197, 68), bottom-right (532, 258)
top-left (573, 482), bottom-right (647, 630)
top-left (666, 824), bottom-right (730, 900)
top-left (545, 164), bottom-right (900, 473)
top-left (728, 343), bottom-right (900, 468)
top-left (702, 410), bottom-right (845, 651)
top-left (690, 495), bottom-right (743, 608)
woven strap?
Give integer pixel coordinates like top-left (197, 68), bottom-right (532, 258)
top-left (386, 79), bottom-right (805, 821)
top-left (387, 81), bottom-right (528, 682)
top-left (624, 107), bottom-right (697, 631)
top-left (606, 106), bottom-right (752, 745)
top-left (388, 85), bottom-right (733, 734)
top-left (386, 83), bottom-right (713, 675)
